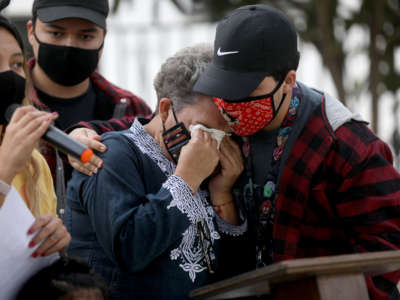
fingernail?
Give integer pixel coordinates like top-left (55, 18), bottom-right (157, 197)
top-left (41, 253), bottom-right (46, 257)
top-left (100, 146), bottom-right (106, 152)
top-left (27, 228), bottom-right (34, 235)
top-left (93, 168), bottom-right (98, 174)
top-left (32, 252), bottom-right (38, 258)
top-left (52, 112), bottom-right (58, 116)
top-left (98, 162), bottom-right (103, 168)
top-left (29, 241), bottom-right (35, 248)
top-left (46, 117), bottom-right (51, 121)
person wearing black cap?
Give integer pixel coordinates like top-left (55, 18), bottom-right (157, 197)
top-left (194, 4), bottom-right (400, 299)
top-left (25, 0), bottom-right (152, 214)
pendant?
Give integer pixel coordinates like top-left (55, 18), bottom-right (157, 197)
top-left (263, 181), bottom-right (275, 198)
top-left (277, 135), bottom-right (285, 147)
top-left (260, 200), bottom-right (272, 215)
top-left (273, 147), bottom-right (283, 160)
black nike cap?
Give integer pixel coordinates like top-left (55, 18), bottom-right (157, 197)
top-left (193, 4), bottom-right (299, 101)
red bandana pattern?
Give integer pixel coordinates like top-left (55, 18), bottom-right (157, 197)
top-left (213, 96), bottom-right (274, 136)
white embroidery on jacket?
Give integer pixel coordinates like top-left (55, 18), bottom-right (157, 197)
top-left (124, 119), bottom-right (219, 282)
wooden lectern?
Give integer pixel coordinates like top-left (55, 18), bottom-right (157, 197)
top-left (190, 250), bottom-right (400, 300)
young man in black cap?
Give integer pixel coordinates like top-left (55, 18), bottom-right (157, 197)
top-left (26, 0), bottom-right (152, 210)
top-left (194, 4), bottom-right (400, 299)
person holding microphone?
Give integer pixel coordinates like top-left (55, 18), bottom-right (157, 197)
top-left (0, 8), bottom-right (70, 258)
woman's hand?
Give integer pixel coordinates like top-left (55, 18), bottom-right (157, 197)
top-left (0, 106), bottom-right (57, 184)
top-left (175, 129), bottom-right (220, 193)
top-left (28, 214), bottom-right (71, 257)
top-left (68, 128), bottom-right (105, 176)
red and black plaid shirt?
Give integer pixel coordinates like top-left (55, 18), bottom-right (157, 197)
top-left (27, 58), bottom-right (152, 180)
top-left (272, 96), bottom-right (400, 299)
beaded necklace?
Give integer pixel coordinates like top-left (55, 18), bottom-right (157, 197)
top-left (241, 85), bottom-right (300, 267)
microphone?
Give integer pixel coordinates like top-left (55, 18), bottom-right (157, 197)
top-left (5, 104), bottom-right (93, 163)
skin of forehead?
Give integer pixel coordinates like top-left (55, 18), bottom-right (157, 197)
top-left (0, 27), bottom-right (22, 72)
top-left (36, 17), bottom-right (104, 35)
top-left (176, 96), bottom-right (231, 133)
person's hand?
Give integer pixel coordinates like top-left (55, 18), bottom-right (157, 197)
top-left (28, 214), bottom-right (71, 257)
top-left (208, 137), bottom-right (244, 203)
top-left (0, 106), bottom-right (57, 184)
top-left (207, 137), bottom-right (243, 225)
top-left (175, 129), bottom-right (219, 193)
top-left (68, 128), bottom-right (105, 176)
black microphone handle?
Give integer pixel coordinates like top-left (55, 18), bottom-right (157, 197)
top-left (5, 104), bottom-right (92, 162)
top-left (4, 103), bottom-right (19, 123)
top-left (43, 125), bottom-right (89, 160)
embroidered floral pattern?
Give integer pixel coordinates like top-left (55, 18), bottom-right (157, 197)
top-left (124, 120), bottom-right (220, 282)
top-left (124, 121), bottom-right (175, 176)
top-left (216, 214), bottom-right (248, 236)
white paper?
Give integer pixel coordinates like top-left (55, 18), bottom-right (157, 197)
top-left (0, 187), bottom-right (59, 300)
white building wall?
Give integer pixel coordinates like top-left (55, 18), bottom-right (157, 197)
top-left (104, 0), bottom-right (218, 109)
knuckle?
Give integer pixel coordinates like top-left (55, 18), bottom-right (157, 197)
top-left (49, 234), bottom-right (58, 243)
top-left (54, 217), bottom-right (62, 226)
top-left (17, 107), bottom-right (30, 114)
top-left (35, 228), bottom-right (52, 243)
top-left (43, 213), bottom-right (53, 220)
top-left (87, 130), bottom-right (98, 137)
top-left (35, 216), bottom-right (45, 226)
top-left (40, 227), bottom-right (53, 239)
top-left (31, 117), bottom-right (42, 126)
top-left (27, 110), bottom-right (38, 118)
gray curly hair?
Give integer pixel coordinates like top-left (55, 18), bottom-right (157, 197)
top-left (153, 43), bottom-right (213, 113)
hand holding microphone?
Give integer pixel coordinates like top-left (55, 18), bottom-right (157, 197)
top-left (0, 106), bottom-right (57, 183)
top-left (4, 105), bottom-right (93, 171)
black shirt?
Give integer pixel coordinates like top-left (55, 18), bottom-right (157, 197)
top-left (233, 88), bottom-right (319, 269)
top-left (37, 83), bottom-right (97, 130)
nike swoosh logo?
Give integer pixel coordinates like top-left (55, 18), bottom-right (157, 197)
top-left (217, 47), bottom-right (239, 56)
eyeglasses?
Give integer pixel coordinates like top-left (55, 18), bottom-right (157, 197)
top-left (197, 220), bottom-right (217, 274)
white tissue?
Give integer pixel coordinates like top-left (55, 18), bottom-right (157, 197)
top-left (189, 124), bottom-right (230, 150)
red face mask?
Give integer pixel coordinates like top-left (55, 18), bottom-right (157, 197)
top-left (213, 79), bottom-right (286, 136)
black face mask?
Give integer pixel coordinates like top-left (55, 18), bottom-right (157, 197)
top-left (34, 33), bottom-right (102, 86)
top-left (162, 107), bottom-right (191, 163)
top-left (0, 70), bottom-right (26, 125)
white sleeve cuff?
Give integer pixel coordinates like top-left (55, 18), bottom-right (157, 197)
top-left (215, 212), bottom-right (248, 236)
top-left (163, 175), bottom-right (209, 224)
